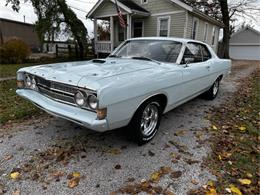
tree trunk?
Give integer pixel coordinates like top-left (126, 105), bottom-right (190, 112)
top-left (219, 0), bottom-right (230, 59)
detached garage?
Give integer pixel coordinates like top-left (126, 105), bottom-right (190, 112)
top-left (229, 26), bottom-right (260, 60)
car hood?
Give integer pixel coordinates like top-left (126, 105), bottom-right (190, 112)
top-left (23, 58), bottom-right (162, 88)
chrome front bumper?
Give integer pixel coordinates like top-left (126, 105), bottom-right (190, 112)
top-left (16, 89), bottom-right (109, 132)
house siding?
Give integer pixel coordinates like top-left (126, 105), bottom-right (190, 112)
top-left (133, 0), bottom-right (181, 14)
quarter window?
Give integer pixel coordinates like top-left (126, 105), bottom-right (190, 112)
top-left (201, 44), bottom-right (211, 61)
top-left (158, 17), bottom-right (170, 37)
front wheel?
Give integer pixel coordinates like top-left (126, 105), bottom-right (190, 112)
top-left (203, 78), bottom-right (220, 100)
top-left (127, 99), bottom-right (162, 145)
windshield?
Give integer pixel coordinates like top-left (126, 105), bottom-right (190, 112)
top-left (111, 40), bottom-right (182, 63)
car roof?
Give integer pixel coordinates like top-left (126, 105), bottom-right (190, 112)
top-left (128, 37), bottom-right (207, 45)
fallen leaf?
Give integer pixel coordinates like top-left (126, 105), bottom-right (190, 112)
top-left (163, 190), bottom-right (175, 195)
top-left (106, 148), bottom-right (121, 155)
top-left (12, 189), bottom-right (20, 195)
top-left (239, 126), bottom-right (246, 132)
top-left (212, 125), bottom-right (218, 130)
top-left (72, 172), bottom-right (81, 178)
top-left (10, 172), bottom-right (20, 180)
top-left (225, 188), bottom-right (232, 193)
top-left (206, 187), bottom-right (217, 195)
top-left (218, 155), bottom-right (222, 161)
top-left (150, 171), bottom-right (161, 183)
top-left (3, 155), bottom-right (13, 161)
top-left (230, 185), bottom-right (242, 195)
top-left (246, 173), bottom-right (253, 178)
top-left (170, 171), bottom-right (182, 179)
top-left (114, 164), bottom-right (121, 170)
top-left (191, 179), bottom-right (199, 185)
top-left (174, 130), bottom-right (187, 136)
top-left (148, 150), bottom-right (155, 156)
top-left (160, 166), bottom-right (172, 174)
top-left (238, 178), bottom-right (251, 185)
top-left (207, 180), bottom-right (214, 187)
top-left (68, 177), bottom-right (80, 188)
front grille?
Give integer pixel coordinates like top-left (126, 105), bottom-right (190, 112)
top-left (31, 75), bottom-right (95, 111)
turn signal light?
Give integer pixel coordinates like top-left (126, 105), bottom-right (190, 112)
top-left (97, 108), bottom-right (107, 120)
top-left (17, 80), bottom-right (24, 89)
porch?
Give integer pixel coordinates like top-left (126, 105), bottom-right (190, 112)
top-left (88, 0), bottom-right (150, 54)
top-left (93, 14), bottom-right (148, 54)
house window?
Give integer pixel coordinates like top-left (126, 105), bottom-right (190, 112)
top-left (192, 18), bottom-right (198, 39)
top-left (141, 0), bottom-right (148, 4)
top-left (133, 21), bottom-right (143, 38)
top-left (204, 23), bottom-right (208, 42)
top-left (158, 16), bottom-right (170, 37)
top-left (212, 26), bottom-right (216, 45)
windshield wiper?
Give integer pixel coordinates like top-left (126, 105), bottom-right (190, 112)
top-left (109, 55), bottom-right (121, 58)
top-left (131, 56), bottom-right (161, 65)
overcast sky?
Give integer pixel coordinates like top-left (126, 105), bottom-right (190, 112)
top-left (1, 0), bottom-right (260, 39)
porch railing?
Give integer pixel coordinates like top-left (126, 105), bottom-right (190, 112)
top-left (95, 41), bottom-right (112, 53)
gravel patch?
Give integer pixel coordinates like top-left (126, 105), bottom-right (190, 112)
top-left (0, 63), bottom-right (257, 195)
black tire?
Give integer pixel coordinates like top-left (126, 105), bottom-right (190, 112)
top-left (127, 98), bottom-right (162, 145)
top-left (203, 78), bottom-right (220, 100)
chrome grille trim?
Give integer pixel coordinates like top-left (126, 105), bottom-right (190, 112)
top-left (28, 74), bottom-right (96, 112)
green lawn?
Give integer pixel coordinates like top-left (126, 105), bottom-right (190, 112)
top-left (0, 64), bottom-right (31, 78)
top-left (0, 79), bottom-right (43, 124)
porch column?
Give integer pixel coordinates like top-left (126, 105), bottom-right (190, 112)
top-left (110, 16), bottom-right (114, 52)
top-left (93, 18), bottom-right (98, 54)
top-left (126, 14), bottom-right (132, 39)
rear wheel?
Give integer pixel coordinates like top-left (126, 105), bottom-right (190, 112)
top-left (204, 78), bottom-right (220, 100)
top-left (127, 99), bottom-right (162, 145)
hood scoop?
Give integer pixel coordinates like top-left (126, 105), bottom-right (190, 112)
top-left (92, 59), bottom-right (106, 64)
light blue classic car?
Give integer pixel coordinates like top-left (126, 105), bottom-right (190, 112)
top-left (16, 37), bottom-right (231, 144)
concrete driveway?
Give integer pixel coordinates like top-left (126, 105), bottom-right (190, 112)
top-left (0, 62), bottom-right (258, 195)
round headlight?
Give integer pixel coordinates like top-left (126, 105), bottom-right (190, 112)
top-left (74, 91), bottom-right (85, 107)
top-left (31, 78), bottom-right (37, 89)
top-left (87, 94), bottom-right (98, 110)
top-left (25, 75), bottom-right (32, 87)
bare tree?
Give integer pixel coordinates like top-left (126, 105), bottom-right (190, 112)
top-left (181, 0), bottom-right (260, 58)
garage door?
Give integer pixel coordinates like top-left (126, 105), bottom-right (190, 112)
top-left (230, 45), bottom-right (260, 60)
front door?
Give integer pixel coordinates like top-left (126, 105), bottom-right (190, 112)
top-left (180, 42), bottom-right (212, 99)
top-left (133, 21), bottom-right (143, 38)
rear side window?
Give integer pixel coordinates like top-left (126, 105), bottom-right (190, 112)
top-left (181, 43), bottom-right (211, 64)
top-left (201, 44), bottom-right (211, 61)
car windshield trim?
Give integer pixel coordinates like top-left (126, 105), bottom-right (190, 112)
top-left (131, 56), bottom-right (161, 65)
top-left (111, 40), bottom-right (183, 64)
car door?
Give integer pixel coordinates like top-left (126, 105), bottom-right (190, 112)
top-left (180, 42), bottom-right (212, 99)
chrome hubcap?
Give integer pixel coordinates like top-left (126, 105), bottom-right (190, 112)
top-left (213, 80), bottom-right (219, 95)
top-left (141, 103), bottom-right (159, 136)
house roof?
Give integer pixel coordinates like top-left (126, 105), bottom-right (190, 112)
top-left (86, 0), bottom-right (224, 27)
top-left (231, 26), bottom-right (260, 38)
top-left (87, 0), bottom-right (150, 18)
top-left (118, 0), bottom-right (149, 13)
top-left (0, 18), bottom-right (35, 27)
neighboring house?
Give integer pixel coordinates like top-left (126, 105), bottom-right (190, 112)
top-left (87, 0), bottom-right (224, 55)
top-left (0, 18), bottom-right (41, 52)
top-left (229, 26), bottom-right (260, 60)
